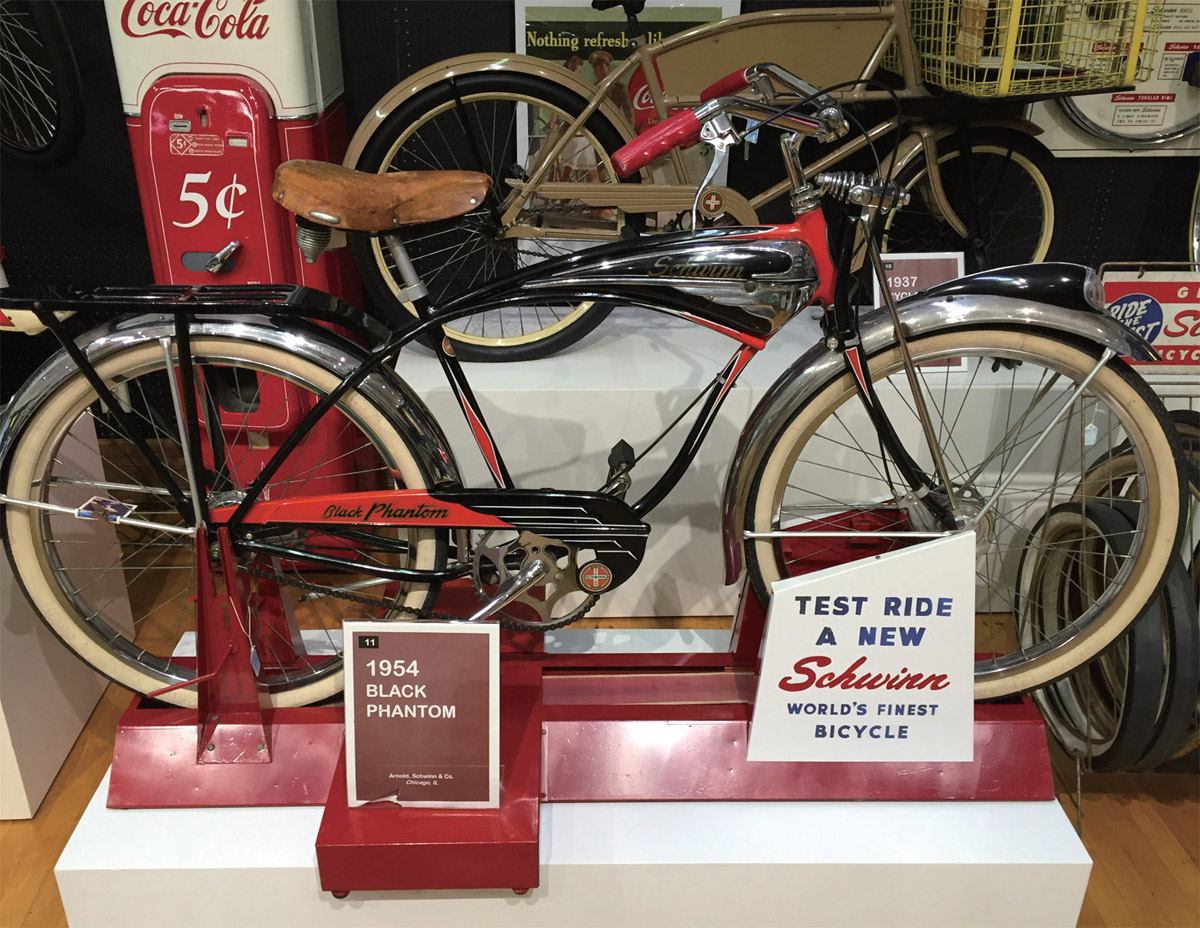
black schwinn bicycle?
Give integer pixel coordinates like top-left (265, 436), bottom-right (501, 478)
top-left (0, 63), bottom-right (1185, 710)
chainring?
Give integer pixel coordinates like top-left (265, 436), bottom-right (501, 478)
top-left (472, 530), bottom-right (599, 630)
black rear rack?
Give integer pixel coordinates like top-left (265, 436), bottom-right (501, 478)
top-left (0, 283), bottom-right (393, 343)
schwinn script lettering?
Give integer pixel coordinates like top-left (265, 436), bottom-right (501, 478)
top-left (649, 257), bottom-right (742, 279)
top-left (120, 0), bottom-right (270, 39)
top-left (323, 502), bottom-right (449, 520)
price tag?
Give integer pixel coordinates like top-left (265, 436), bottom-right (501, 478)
top-left (344, 621), bottom-right (499, 808)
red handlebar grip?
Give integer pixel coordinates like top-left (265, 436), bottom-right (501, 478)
top-left (611, 110), bottom-right (702, 177)
top-left (700, 67), bottom-right (751, 102)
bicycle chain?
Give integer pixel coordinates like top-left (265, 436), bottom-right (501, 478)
top-left (239, 563), bottom-right (599, 631)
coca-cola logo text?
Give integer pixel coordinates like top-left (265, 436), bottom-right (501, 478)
top-left (121, 0), bottom-right (270, 39)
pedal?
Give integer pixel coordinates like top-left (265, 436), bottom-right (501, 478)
top-left (601, 439), bottom-right (635, 498)
top-left (467, 557), bottom-right (549, 623)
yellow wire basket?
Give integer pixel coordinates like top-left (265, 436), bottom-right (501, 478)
top-left (909, 0), bottom-right (1163, 97)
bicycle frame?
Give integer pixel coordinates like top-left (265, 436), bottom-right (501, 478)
top-left (343, 2), bottom-right (1043, 258)
top-left (1, 201), bottom-right (838, 589)
top-left (503, 2), bottom-right (927, 215)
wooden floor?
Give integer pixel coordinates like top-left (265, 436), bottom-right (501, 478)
top-left (2, 679), bottom-right (1197, 928)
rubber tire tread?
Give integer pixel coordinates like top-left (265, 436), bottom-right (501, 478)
top-left (1028, 501), bottom-right (1165, 772)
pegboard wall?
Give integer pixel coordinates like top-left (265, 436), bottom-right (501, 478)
top-left (1, 0), bottom-right (1195, 401)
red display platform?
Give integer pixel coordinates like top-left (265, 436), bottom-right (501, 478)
top-left (105, 565), bottom-right (1055, 897)
top-left (107, 701), bottom-right (343, 809)
top-left (316, 653), bottom-right (543, 894)
top-left (315, 620), bottom-right (1054, 896)
top-left (107, 526), bottom-right (344, 809)
top-left (314, 663), bottom-right (1053, 894)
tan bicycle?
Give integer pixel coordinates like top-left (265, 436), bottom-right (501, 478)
top-left (340, 0), bottom-right (1155, 360)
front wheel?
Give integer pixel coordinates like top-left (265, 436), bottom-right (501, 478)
top-left (3, 334), bottom-right (444, 707)
top-left (743, 328), bottom-right (1183, 700)
top-left (880, 128), bottom-right (1057, 271)
top-left (349, 72), bottom-right (637, 361)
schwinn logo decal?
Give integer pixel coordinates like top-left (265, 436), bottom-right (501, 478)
top-left (649, 256), bottom-right (742, 279)
top-left (120, 0), bottom-right (270, 39)
top-left (323, 502), bottom-right (450, 521)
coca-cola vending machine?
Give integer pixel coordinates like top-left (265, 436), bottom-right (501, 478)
top-left (105, 0), bottom-right (352, 294)
top-left (104, 0), bottom-right (360, 495)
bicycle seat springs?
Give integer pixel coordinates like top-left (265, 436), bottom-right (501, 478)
top-left (815, 172), bottom-right (911, 213)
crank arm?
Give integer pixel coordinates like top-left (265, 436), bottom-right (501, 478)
top-left (467, 558), bottom-right (549, 622)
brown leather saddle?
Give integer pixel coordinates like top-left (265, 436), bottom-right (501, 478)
top-left (271, 160), bottom-right (491, 232)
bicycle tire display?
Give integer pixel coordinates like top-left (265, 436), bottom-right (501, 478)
top-left (0, 0), bottom-right (83, 166)
top-left (1045, 408), bottom-right (1200, 768)
top-left (879, 128), bottom-right (1057, 271)
top-left (350, 73), bottom-right (636, 362)
top-left (3, 331), bottom-right (444, 707)
top-left (743, 327), bottom-right (1184, 700)
top-left (1028, 501), bottom-right (1198, 772)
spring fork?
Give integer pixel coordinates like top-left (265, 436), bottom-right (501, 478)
top-left (861, 221), bottom-right (961, 520)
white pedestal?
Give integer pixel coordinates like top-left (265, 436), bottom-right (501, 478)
top-left (397, 307), bottom-right (825, 618)
top-left (1, 422), bottom-right (131, 819)
top-left (57, 769), bottom-right (1090, 928)
top-left (0, 560), bottom-right (106, 819)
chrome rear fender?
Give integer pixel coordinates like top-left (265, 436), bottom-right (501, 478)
top-left (720, 281), bottom-right (1154, 584)
top-left (0, 315), bottom-right (462, 489)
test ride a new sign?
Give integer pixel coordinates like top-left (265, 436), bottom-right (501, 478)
top-left (748, 533), bottom-right (975, 763)
top-left (344, 621), bottom-right (499, 809)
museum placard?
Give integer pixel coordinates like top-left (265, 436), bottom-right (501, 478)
top-left (748, 533), bottom-right (976, 763)
top-left (344, 621), bottom-right (499, 808)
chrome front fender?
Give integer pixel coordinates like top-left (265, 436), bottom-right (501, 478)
top-left (0, 315), bottom-right (462, 489)
top-left (720, 289), bottom-right (1155, 585)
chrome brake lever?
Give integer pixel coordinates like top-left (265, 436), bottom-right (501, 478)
top-left (691, 113), bottom-right (738, 233)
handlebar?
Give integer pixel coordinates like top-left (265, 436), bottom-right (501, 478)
top-left (700, 68), bottom-right (751, 102)
top-left (612, 63), bottom-right (848, 176)
top-left (612, 105), bottom-right (709, 177)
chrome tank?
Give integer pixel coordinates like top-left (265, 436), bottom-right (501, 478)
top-left (451, 227), bottom-right (820, 338)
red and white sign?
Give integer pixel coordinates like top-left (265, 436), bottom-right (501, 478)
top-left (1104, 270), bottom-right (1200, 371)
top-left (747, 533), bottom-right (975, 763)
top-left (104, 0), bottom-right (343, 116)
top-left (119, 0), bottom-right (271, 40)
top-left (344, 621), bottom-right (500, 809)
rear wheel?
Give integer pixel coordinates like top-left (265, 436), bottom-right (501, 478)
top-left (880, 128), bottom-right (1056, 271)
top-left (4, 335), bottom-right (443, 707)
top-left (0, 0), bottom-right (83, 165)
top-left (350, 73), bottom-right (637, 361)
top-left (743, 328), bottom-right (1183, 699)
